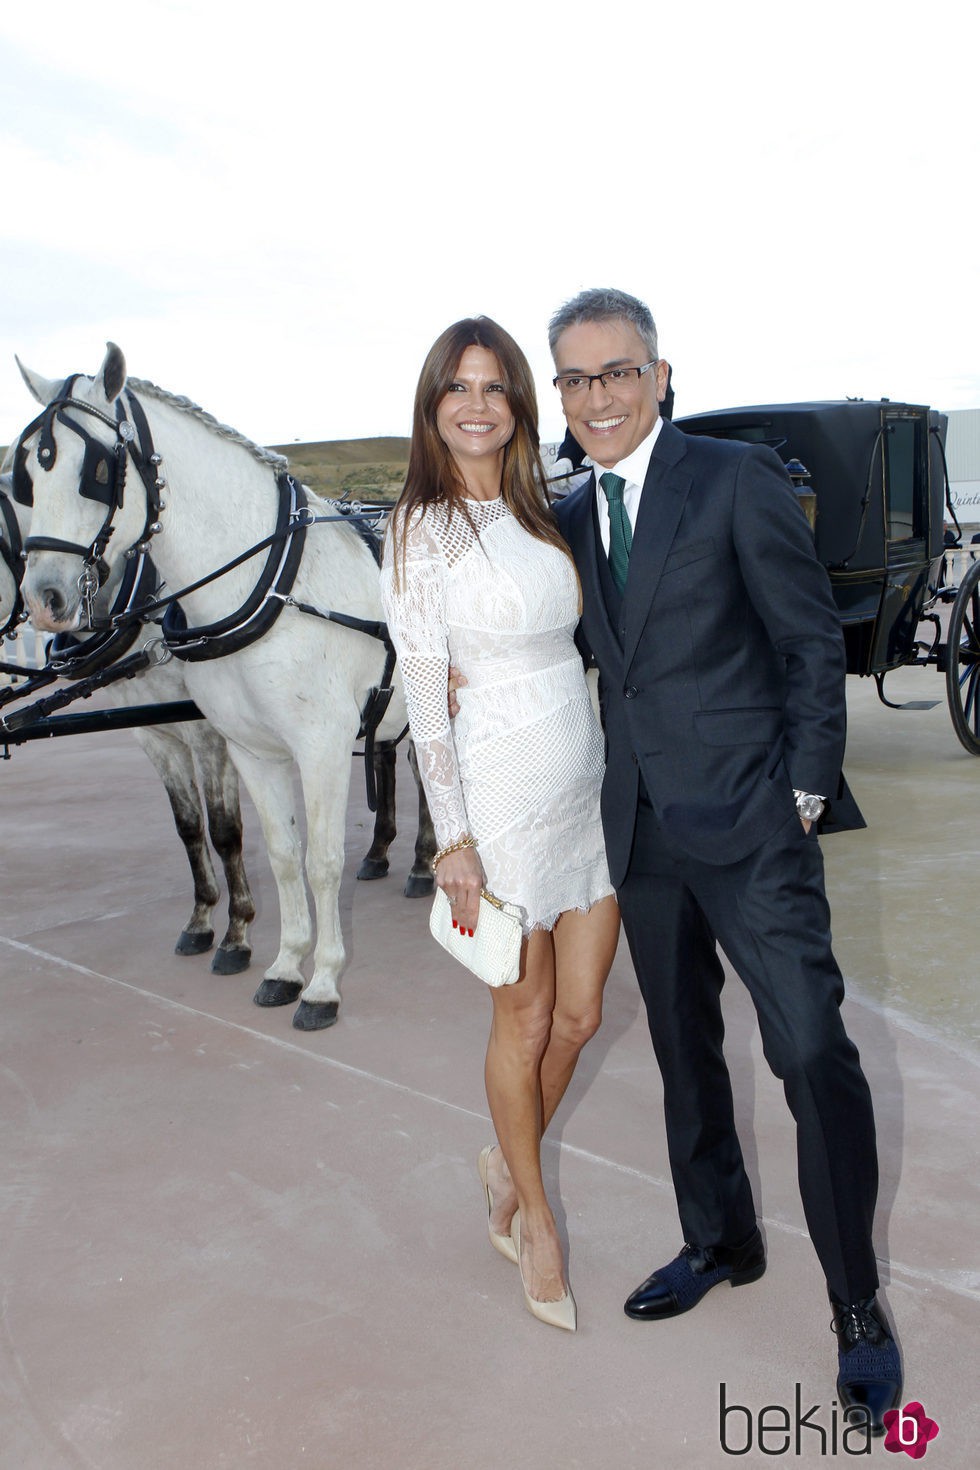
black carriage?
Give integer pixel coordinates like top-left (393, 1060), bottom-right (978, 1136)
top-left (675, 399), bottom-right (980, 754)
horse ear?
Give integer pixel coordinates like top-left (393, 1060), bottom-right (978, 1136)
top-left (15, 356), bottom-right (60, 406)
top-left (101, 342), bottom-right (127, 403)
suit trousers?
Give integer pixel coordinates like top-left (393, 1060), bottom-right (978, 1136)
top-left (616, 793), bottom-right (880, 1304)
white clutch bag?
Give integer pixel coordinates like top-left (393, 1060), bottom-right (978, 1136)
top-left (429, 887), bottom-right (523, 987)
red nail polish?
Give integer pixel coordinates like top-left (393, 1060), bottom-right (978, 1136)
top-left (452, 919), bottom-right (458, 930)
top-left (467, 928), bottom-right (474, 938)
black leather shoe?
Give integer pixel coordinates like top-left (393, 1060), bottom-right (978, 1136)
top-left (624, 1228), bottom-right (766, 1320)
top-left (830, 1294), bottom-right (902, 1437)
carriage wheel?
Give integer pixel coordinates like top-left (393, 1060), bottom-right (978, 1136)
top-left (945, 559), bottom-right (980, 755)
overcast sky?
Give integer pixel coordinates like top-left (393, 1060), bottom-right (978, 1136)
top-left (1, 0), bottom-right (976, 450)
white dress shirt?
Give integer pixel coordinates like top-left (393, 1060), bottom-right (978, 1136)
top-left (587, 417), bottom-right (664, 555)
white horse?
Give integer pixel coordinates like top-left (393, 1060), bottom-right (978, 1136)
top-left (1, 471), bottom-right (255, 968)
top-left (16, 344), bottom-right (428, 1029)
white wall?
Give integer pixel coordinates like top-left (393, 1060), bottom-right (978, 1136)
top-left (945, 409), bottom-right (980, 532)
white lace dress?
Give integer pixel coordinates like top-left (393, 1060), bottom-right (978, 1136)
top-left (380, 496), bottom-right (613, 932)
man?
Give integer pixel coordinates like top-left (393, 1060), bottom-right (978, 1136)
top-left (549, 288), bottom-right (901, 1434)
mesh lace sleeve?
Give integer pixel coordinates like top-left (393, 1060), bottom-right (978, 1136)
top-left (380, 511), bottom-right (470, 849)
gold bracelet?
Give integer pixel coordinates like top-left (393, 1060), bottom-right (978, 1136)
top-left (431, 834), bottom-right (477, 872)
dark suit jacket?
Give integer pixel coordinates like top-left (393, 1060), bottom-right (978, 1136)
top-left (555, 418), bottom-right (863, 885)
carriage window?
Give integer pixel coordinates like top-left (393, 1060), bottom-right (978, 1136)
top-left (719, 425), bottom-right (770, 443)
top-left (884, 418), bottom-right (922, 543)
top-left (684, 423), bottom-right (785, 452)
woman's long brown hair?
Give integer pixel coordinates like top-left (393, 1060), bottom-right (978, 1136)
top-left (388, 317), bottom-right (575, 584)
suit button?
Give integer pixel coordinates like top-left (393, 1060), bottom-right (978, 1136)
top-left (631, 752), bottom-right (638, 764)
top-left (624, 686), bottom-right (638, 699)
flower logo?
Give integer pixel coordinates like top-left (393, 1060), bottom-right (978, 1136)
top-left (883, 1401), bottom-right (940, 1458)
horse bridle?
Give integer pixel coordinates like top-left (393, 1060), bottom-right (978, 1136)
top-left (0, 483), bottom-right (25, 636)
top-left (13, 377), bottom-right (166, 624)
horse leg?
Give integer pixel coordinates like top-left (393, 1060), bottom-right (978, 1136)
top-left (227, 748), bottom-right (314, 1010)
top-left (404, 739), bottom-right (435, 898)
top-left (191, 729), bottom-right (256, 975)
top-left (355, 742), bottom-right (396, 881)
top-left (132, 727), bottom-right (220, 955)
top-left (291, 747), bottom-right (355, 1031)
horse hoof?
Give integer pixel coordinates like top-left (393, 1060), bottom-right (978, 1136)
top-left (175, 929), bottom-right (215, 956)
top-left (403, 872), bottom-right (434, 899)
top-left (253, 979), bottom-right (303, 1008)
top-left (211, 945), bottom-right (252, 976)
top-left (292, 1000), bottom-right (339, 1031)
top-left (356, 857), bottom-right (390, 881)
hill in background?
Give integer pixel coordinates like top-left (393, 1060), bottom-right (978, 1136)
top-left (271, 437), bottom-right (410, 503)
top-left (0, 436), bottom-right (412, 507)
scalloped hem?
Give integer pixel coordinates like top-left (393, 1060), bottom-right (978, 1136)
top-left (523, 885), bottom-right (616, 936)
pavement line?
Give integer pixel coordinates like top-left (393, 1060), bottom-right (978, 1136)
top-left (844, 981), bottom-right (980, 1068)
top-left (553, 1138), bottom-right (980, 1301)
top-left (6, 934), bottom-right (978, 1305)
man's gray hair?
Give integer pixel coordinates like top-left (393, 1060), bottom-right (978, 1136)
top-left (548, 287), bottom-right (659, 362)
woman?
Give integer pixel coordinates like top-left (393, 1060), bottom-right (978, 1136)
top-left (381, 318), bottom-right (619, 1332)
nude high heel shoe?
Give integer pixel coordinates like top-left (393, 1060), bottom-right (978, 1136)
top-left (478, 1145), bottom-right (519, 1265)
top-left (510, 1211), bottom-right (577, 1332)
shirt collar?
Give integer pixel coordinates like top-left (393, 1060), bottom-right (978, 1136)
top-left (584, 415), bottom-right (663, 490)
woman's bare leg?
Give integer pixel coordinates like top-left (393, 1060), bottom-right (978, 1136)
top-left (485, 930), bottom-right (565, 1300)
top-left (541, 894), bottom-right (620, 1124)
top-left (484, 896), bottom-right (620, 1297)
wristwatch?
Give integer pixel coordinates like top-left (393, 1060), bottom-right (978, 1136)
top-left (793, 789), bottom-right (826, 823)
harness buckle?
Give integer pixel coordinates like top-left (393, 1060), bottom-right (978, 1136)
top-left (143, 638), bottom-right (173, 668)
top-left (76, 563), bottom-right (103, 628)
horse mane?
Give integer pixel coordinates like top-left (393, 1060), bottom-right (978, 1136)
top-left (126, 376), bottom-right (290, 471)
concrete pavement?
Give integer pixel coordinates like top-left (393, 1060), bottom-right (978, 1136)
top-left (1, 654), bottom-right (977, 1468)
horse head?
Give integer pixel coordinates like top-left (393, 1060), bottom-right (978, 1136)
top-left (15, 344), bottom-right (154, 634)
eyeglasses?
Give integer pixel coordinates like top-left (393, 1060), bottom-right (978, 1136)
top-left (553, 360), bottom-right (659, 397)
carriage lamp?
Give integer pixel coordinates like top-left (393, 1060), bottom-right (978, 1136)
top-left (785, 458), bottom-right (810, 484)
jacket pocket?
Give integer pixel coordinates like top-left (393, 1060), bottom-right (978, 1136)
top-left (662, 538), bottom-right (717, 575)
top-left (694, 707), bottom-right (782, 745)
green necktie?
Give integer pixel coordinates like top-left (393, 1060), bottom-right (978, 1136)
top-left (600, 472), bottom-right (632, 592)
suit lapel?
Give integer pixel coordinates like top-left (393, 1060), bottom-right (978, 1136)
top-left (622, 419), bottom-right (693, 673)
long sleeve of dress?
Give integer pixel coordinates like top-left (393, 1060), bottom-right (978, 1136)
top-left (380, 511), bottom-right (470, 850)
